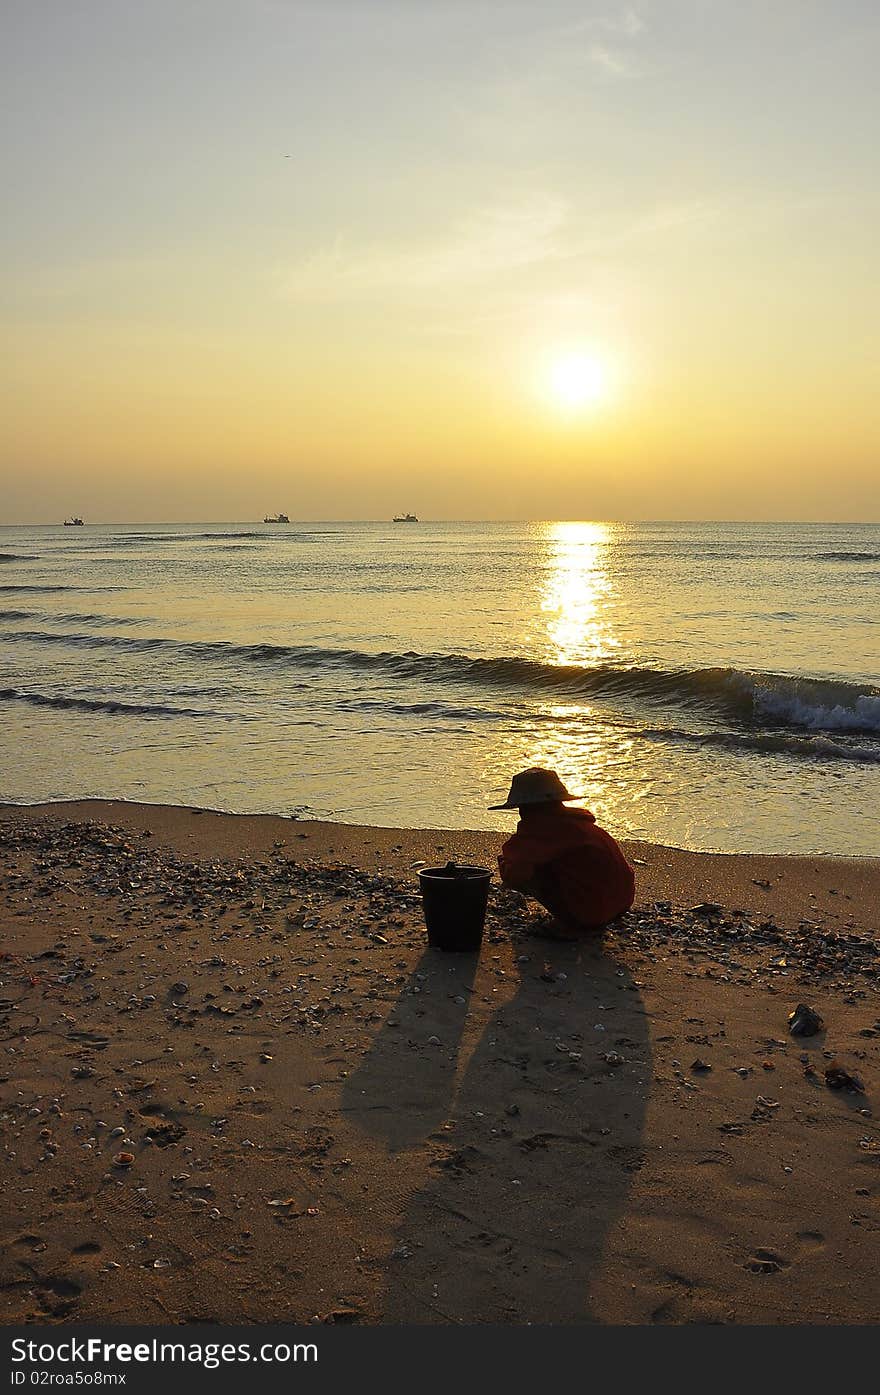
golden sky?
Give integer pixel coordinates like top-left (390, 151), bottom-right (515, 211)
top-left (2, 1), bottom-right (878, 522)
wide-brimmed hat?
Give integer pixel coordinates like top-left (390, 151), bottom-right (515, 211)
top-left (489, 767), bottom-right (581, 810)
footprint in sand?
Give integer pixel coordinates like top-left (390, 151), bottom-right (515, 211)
top-left (12, 1235), bottom-right (46, 1251)
top-left (26, 1274), bottom-right (83, 1319)
top-left (38, 1275), bottom-right (82, 1298)
top-left (795, 1230), bottom-right (825, 1252)
top-left (651, 1298), bottom-right (681, 1323)
top-left (745, 1248), bottom-right (791, 1274)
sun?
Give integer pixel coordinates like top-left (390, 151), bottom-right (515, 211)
top-left (547, 353), bottom-right (607, 412)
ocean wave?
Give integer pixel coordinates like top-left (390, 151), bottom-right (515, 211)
top-left (0, 553), bottom-right (37, 562)
top-left (623, 549), bottom-right (761, 563)
top-left (0, 629), bottom-right (182, 653)
top-left (0, 583), bottom-right (127, 593)
top-left (0, 687), bottom-right (215, 719)
top-left (81, 531), bottom-right (266, 546)
top-left (0, 609), bottom-right (150, 627)
top-left (747, 687), bottom-right (880, 733)
top-left (639, 725), bottom-right (880, 765)
top-left (71, 535), bottom-right (194, 549)
top-left (337, 697), bottom-right (509, 722)
top-left (815, 551), bottom-right (880, 562)
top-left (2, 628), bottom-right (877, 735)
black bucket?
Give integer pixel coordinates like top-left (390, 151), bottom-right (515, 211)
top-left (418, 861), bottom-right (492, 952)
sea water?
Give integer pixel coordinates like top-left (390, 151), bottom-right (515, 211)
top-left (0, 520), bottom-right (877, 854)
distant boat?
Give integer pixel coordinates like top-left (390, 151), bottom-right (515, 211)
top-left (393, 513), bottom-right (418, 523)
top-left (263, 513), bottom-right (290, 524)
top-left (63, 517), bottom-right (84, 526)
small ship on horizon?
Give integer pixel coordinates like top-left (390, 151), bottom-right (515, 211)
top-left (63, 517), bottom-right (84, 526)
top-left (393, 512), bottom-right (418, 523)
top-left (263, 513), bottom-right (290, 524)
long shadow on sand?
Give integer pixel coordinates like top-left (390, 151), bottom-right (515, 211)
top-left (376, 936), bottom-right (651, 1323)
top-left (340, 948), bottom-right (480, 1152)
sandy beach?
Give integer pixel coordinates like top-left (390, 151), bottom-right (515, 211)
top-left (1, 799), bottom-right (878, 1326)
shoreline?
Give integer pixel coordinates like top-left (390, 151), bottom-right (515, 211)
top-left (4, 793), bottom-right (880, 859)
top-left (5, 798), bottom-right (880, 936)
top-left (1, 799), bottom-right (878, 1324)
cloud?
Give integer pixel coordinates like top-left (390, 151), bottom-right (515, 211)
top-left (586, 43), bottom-right (632, 77)
top-left (555, 5), bottom-right (645, 76)
top-left (280, 195), bottom-right (570, 302)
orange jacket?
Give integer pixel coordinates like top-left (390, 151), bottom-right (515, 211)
top-left (498, 806), bottom-right (635, 930)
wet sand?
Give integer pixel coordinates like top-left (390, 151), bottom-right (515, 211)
top-left (1, 800), bottom-right (878, 1325)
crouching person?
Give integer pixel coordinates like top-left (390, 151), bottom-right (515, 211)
top-left (493, 767), bottom-right (635, 938)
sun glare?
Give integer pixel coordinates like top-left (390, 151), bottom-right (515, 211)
top-left (547, 353), bottom-right (607, 412)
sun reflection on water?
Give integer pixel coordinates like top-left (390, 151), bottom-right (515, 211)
top-left (506, 524), bottom-right (627, 825)
top-left (540, 521), bottom-right (619, 666)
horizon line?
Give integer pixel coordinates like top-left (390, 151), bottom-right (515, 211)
top-left (2, 517), bottom-right (879, 528)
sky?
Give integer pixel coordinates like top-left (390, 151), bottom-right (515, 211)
top-left (1, 0), bottom-right (878, 522)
